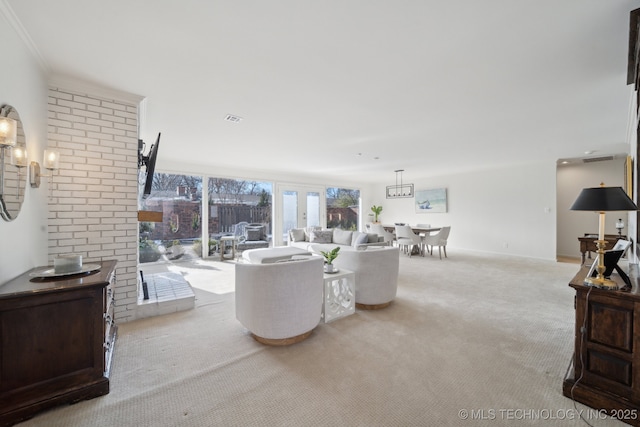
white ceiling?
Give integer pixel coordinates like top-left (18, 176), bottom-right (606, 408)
top-left (5, 0), bottom-right (640, 184)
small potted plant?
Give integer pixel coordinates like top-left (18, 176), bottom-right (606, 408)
top-left (371, 205), bottom-right (383, 223)
top-left (320, 246), bottom-right (340, 273)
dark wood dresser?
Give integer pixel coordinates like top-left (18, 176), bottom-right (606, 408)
top-left (563, 266), bottom-right (640, 426)
top-left (0, 260), bottom-right (117, 426)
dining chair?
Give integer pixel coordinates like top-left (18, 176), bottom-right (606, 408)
top-left (395, 224), bottom-right (423, 257)
top-left (422, 226), bottom-right (451, 259)
top-left (369, 223), bottom-right (396, 246)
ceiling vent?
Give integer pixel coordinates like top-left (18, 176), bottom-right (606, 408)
top-left (224, 114), bottom-right (243, 123)
top-left (582, 156), bottom-right (614, 163)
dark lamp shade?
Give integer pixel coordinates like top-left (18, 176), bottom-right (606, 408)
top-left (570, 186), bottom-right (638, 212)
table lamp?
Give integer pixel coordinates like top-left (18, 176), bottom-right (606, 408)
top-left (570, 183), bottom-right (638, 289)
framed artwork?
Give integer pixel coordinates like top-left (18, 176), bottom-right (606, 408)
top-left (613, 239), bottom-right (632, 255)
top-left (415, 188), bottom-right (447, 213)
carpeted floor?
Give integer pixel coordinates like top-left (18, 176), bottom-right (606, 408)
top-left (18, 250), bottom-right (627, 426)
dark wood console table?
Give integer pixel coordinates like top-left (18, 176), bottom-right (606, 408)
top-left (563, 266), bottom-right (640, 426)
top-left (578, 234), bottom-right (626, 265)
top-left (0, 260), bottom-right (117, 426)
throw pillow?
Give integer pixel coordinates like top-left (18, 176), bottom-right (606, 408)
top-left (351, 231), bottom-right (369, 247)
top-left (304, 226), bottom-right (321, 241)
top-left (245, 228), bottom-right (262, 241)
top-left (333, 228), bottom-right (353, 246)
top-left (289, 228), bottom-right (305, 242)
top-left (366, 233), bottom-right (379, 243)
top-left (310, 230), bottom-right (333, 243)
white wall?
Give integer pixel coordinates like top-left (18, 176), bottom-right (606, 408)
top-left (556, 158), bottom-right (626, 259)
top-left (0, 5), bottom-right (49, 284)
top-left (372, 162), bottom-right (558, 260)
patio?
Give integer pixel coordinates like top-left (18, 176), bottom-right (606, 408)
top-left (137, 255), bottom-right (238, 319)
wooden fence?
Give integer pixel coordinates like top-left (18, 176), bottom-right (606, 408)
top-left (211, 204), bottom-right (271, 234)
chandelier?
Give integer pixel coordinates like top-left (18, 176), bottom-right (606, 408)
top-left (386, 169), bottom-right (414, 198)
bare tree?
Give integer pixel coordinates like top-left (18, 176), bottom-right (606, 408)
top-left (226, 180), bottom-right (248, 203)
top-left (326, 187), bottom-right (339, 200)
top-left (152, 173), bottom-right (182, 192)
top-left (209, 178), bottom-right (231, 203)
top-left (208, 178), bottom-right (249, 203)
top-left (152, 173), bottom-right (202, 198)
top-left (244, 181), bottom-right (259, 195)
top-left (327, 187), bottom-right (360, 207)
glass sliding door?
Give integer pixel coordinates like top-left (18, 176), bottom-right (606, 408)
top-left (306, 191), bottom-right (321, 227)
top-left (275, 185), bottom-right (325, 246)
top-left (282, 191), bottom-right (299, 239)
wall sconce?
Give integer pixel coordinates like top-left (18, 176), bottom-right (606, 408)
top-left (9, 145), bottom-right (27, 197)
top-left (0, 108), bottom-right (18, 210)
top-left (11, 146), bottom-right (27, 168)
top-left (30, 149), bottom-right (60, 190)
top-left (386, 169), bottom-right (414, 198)
top-left (0, 115), bottom-right (17, 147)
top-left (43, 149), bottom-right (60, 170)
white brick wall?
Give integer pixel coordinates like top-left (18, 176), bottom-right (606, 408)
top-left (48, 88), bottom-right (139, 323)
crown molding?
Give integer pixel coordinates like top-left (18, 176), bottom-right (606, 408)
top-left (0, 0), bottom-right (49, 74)
top-left (49, 74), bottom-right (145, 106)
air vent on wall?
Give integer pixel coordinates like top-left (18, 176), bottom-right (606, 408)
top-left (583, 156), bottom-right (614, 163)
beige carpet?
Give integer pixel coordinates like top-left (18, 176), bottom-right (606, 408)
top-left (19, 251), bottom-right (626, 426)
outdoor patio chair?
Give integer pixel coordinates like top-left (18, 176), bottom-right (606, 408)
top-left (237, 222), bottom-right (270, 251)
top-left (232, 221), bottom-right (249, 242)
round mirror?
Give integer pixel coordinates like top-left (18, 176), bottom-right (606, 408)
top-left (0, 105), bottom-right (27, 221)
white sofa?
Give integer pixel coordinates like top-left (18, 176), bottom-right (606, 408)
top-left (287, 227), bottom-right (386, 252)
top-left (235, 256), bottom-right (324, 345)
top-left (242, 246), bottom-right (311, 264)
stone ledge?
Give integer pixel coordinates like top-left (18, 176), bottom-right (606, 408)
top-left (136, 272), bottom-right (195, 319)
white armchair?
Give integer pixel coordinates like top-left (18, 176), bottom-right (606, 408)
top-left (333, 246), bottom-right (400, 309)
top-left (235, 257), bottom-right (324, 345)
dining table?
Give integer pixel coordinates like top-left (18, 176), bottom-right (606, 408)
top-left (381, 224), bottom-right (442, 255)
top-left (382, 224), bottom-right (442, 234)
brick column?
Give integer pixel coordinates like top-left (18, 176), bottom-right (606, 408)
top-left (47, 87), bottom-right (139, 322)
